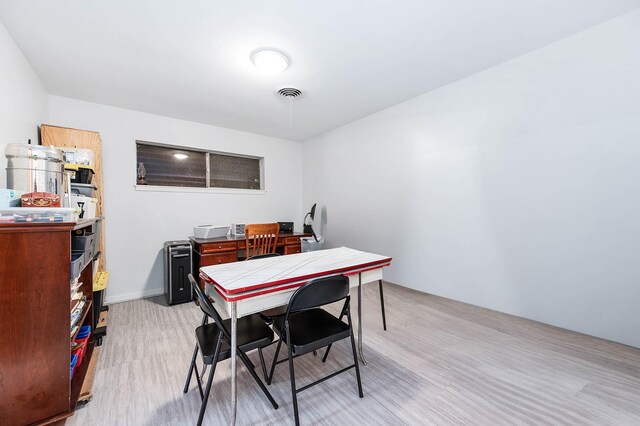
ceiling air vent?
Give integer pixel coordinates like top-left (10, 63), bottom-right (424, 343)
top-left (277, 87), bottom-right (303, 99)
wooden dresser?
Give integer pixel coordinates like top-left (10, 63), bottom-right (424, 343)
top-left (0, 220), bottom-right (97, 425)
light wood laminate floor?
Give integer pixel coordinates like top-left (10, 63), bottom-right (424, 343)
top-left (67, 283), bottom-right (640, 425)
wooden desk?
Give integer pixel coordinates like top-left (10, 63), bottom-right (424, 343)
top-left (190, 232), bottom-right (310, 287)
top-left (200, 247), bottom-right (392, 426)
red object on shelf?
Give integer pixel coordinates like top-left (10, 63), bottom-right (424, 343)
top-left (21, 192), bottom-right (61, 207)
top-left (73, 332), bottom-right (91, 366)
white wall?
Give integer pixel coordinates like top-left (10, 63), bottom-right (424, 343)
top-left (49, 96), bottom-right (302, 303)
top-left (302, 10), bottom-right (640, 348)
top-left (0, 19), bottom-right (48, 187)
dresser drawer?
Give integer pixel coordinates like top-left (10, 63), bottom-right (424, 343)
top-left (283, 244), bottom-right (301, 255)
top-left (200, 251), bottom-right (237, 266)
top-left (200, 241), bottom-right (238, 253)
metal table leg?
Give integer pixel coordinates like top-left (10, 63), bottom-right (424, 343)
top-left (357, 273), bottom-right (367, 365)
top-left (230, 302), bottom-right (237, 425)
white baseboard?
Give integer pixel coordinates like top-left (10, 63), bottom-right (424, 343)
top-left (105, 288), bottom-right (164, 305)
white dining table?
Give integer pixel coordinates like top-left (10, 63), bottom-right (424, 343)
top-left (200, 246), bottom-right (392, 426)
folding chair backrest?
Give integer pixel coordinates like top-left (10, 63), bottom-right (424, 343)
top-left (287, 275), bottom-right (350, 314)
top-left (188, 274), bottom-right (231, 339)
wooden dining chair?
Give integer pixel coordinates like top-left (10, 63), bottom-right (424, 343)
top-left (244, 223), bottom-right (280, 259)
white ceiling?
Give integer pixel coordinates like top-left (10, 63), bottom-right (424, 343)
top-left (1, 1), bottom-right (639, 141)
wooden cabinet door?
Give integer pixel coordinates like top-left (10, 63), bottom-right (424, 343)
top-left (0, 225), bottom-right (71, 425)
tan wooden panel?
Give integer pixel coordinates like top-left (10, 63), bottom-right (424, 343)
top-left (78, 345), bottom-right (100, 403)
top-left (41, 124), bottom-right (107, 271)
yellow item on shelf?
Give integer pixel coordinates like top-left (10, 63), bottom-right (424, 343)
top-left (93, 271), bottom-right (109, 292)
top-left (64, 163), bottom-right (95, 173)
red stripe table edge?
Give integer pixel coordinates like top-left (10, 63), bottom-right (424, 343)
top-left (201, 260), bottom-right (392, 302)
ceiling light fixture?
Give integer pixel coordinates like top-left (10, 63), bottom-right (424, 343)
top-left (250, 48), bottom-right (290, 73)
top-left (173, 153), bottom-right (188, 160)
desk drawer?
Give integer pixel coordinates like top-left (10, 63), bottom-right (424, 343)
top-left (284, 236), bottom-right (302, 245)
top-left (200, 241), bottom-right (237, 253)
top-left (283, 244), bottom-right (301, 255)
top-left (200, 251), bottom-right (237, 266)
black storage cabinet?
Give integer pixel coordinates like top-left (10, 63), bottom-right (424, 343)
top-left (163, 240), bottom-right (193, 305)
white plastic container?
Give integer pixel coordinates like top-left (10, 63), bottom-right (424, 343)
top-left (0, 207), bottom-right (78, 223)
top-left (70, 194), bottom-right (97, 219)
top-left (194, 225), bottom-right (230, 239)
top-left (58, 147), bottom-right (94, 167)
top-left (0, 189), bottom-right (24, 207)
top-left (300, 236), bottom-right (324, 252)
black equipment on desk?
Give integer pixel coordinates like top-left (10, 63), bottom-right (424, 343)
top-left (278, 222), bottom-right (294, 233)
top-left (163, 240), bottom-right (193, 305)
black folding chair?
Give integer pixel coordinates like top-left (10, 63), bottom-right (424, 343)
top-left (267, 274), bottom-right (363, 425)
top-left (183, 274), bottom-right (279, 425)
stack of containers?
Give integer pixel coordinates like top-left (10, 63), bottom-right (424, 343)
top-left (72, 230), bottom-right (96, 272)
top-left (57, 147), bottom-right (98, 219)
top-left (71, 325), bottom-right (91, 378)
top-left (1, 144), bottom-right (78, 223)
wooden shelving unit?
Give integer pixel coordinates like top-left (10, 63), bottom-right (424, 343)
top-left (0, 219), bottom-right (99, 425)
top-left (70, 301), bottom-right (93, 342)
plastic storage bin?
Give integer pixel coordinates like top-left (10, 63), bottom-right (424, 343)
top-left (70, 183), bottom-right (97, 198)
top-left (73, 232), bottom-right (96, 266)
top-left (73, 326), bottom-right (91, 366)
top-left (70, 251), bottom-right (84, 279)
top-left (0, 207), bottom-right (78, 223)
top-left (72, 232), bottom-right (95, 251)
top-left (300, 236), bottom-right (324, 252)
top-left (0, 189), bottom-right (24, 207)
top-left (70, 195), bottom-right (97, 219)
top-left (76, 325), bottom-right (91, 339)
top-left (70, 354), bottom-right (78, 379)
top-left (65, 164), bottom-right (95, 184)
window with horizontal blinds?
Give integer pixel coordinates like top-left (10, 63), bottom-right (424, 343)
top-left (210, 154), bottom-right (261, 190)
top-left (135, 141), bottom-right (263, 190)
top-left (136, 143), bottom-right (206, 187)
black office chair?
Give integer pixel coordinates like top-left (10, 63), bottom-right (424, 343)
top-left (267, 275), bottom-right (363, 426)
top-left (183, 274), bottom-right (279, 426)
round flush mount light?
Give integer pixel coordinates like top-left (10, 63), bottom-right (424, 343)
top-left (250, 48), bottom-right (290, 73)
top-left (173, 153), bottom-right (188, 160)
